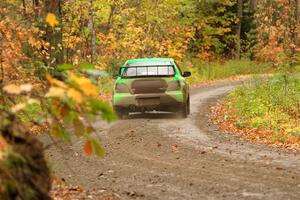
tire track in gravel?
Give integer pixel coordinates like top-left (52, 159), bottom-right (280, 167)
top-left (43, 80), bottom-right (300, 200)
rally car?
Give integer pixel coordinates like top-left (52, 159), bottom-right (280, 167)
top-left (112, 58), bottom-right (191, 118)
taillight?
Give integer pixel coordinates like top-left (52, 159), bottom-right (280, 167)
top-left (167, 81), bottom-right (180, 91)
top-left (115, 83), bottom-right (129, 93)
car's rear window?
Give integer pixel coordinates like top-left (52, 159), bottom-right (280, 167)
top-left (121, 65), bottom-right (175, 77)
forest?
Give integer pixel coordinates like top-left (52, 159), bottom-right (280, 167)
top-left (1, 0), bottom-right (300, 199)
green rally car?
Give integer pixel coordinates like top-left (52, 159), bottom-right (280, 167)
top-left (112, 58), bottom-right (191, 118)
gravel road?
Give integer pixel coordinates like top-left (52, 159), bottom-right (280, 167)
top-left (43, 80), bottom-right (300, 200)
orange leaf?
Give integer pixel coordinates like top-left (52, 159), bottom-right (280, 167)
top-left (46, 74), bottom-right (67, 88)
top-left (84, 141), bottom-right (93, 156)
top-left (0, 136), bottom-right (9, 160)
top-left (0, 136), bottom-right (8, 151)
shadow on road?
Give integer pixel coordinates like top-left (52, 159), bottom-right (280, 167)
top-left (121, 112), bottom-right (181, 120)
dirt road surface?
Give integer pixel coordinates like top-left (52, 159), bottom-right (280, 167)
top-left (43, 80), bottom-right (300, 200)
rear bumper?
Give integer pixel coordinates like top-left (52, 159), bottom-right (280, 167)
top-left (113, 91), bottom-right (185, 112)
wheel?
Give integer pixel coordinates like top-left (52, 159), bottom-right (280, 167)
top-left (187, 96), bottom-right (190, 115)
top-left (114, 107), bottom-right (128, 119)
top-left (116, 110), bottom-right (128, 119)
top-left (178, 103), bottom-right (188, 118)
top-left (178, 96), bottom-right (190, 118)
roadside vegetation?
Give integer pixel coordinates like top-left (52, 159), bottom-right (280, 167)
top-left (212, 74), bottom-right (300, 149)
top-left (183, 59), bottom-right (273, 85)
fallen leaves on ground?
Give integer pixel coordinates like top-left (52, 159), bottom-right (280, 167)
top-left (171, 144), bottom-right (179, 153)
top-left (50, 177), bottom-right (121, 200)
top-left (156, 142), bottom-right (162, 148)
top-left (28, 122), bottom-right (49, 135)
top-left (210, 102), bottom-right (300, 151)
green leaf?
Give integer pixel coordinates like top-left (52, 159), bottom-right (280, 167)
top-left (86, 126), bottom-right (96, 134)
top-left (50, 126), bottom-right (71, 142)
top-left (64, 111), bottom-right (79, 123)
top-left (80, 63), bottom-right (95, 70)
top-left (4, 152), bottom-right (26, 168)
top-left (63, 97), bottom-right (77, 110)
top-left (90, 137), bottom-right (105, 157)
top-left (236, 121), bottom-right (244, 129)
top-left (73, 118), bottom-right (85, 136)
top-left (82, 69), bottom-right (108, 77)
top-left (0, 104), bottom-right (5, 111)
top-left (89, 99), bottom-right (117, 122)
top-left (57, 64), bottom-right (73, 71)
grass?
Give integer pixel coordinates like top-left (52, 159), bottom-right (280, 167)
top-left (17, 103), bottom-right (44, 123)
top-left (181, 58), bottom-right (273, 85)
top-left (221, 74), bottom-right (300, 146)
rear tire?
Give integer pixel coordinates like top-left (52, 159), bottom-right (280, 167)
top-left (114, 107), bottom-right (128, 119)
top-left (179, 103), bottom-right (188, 118)
top-left (187, 96), bottom-right (190, 115)
top-left (178, 96), bottom-right (190, 118)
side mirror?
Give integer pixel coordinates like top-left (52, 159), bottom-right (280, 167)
top-left (112, 74), bottom-right (119, 79)
top-left (183, 71), bottom-right (191, 77)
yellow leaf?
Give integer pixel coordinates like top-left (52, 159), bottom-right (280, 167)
top-left (20, 83), bottom-right (33, 92)
top-left (67, 88), bottom-right (83, 103)
top-left (68, 73), bottom-right (87, 85)
top-left (45, 87), bottom-right (65, 98)
top-left (69, 73), bottom-right (98, 97)
top-left (46, 74), bottom-right (67, 89)
top-left (46, 13), bottom-right (59, 27)
top-left (27, 98), bottom-right (40, 104)
top-left (11, 103), bottom-right (26, 113)
top-left (82, 83), bottom-right (98, 97)
top-left (3, 84), bottom-right (21, 94)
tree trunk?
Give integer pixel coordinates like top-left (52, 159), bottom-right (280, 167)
top-left (291, 0), bottom-right (299, 66)
top-left (236, 0), bottom-right (243, 60)
top-left (106, 3), bottom-right (116, 34)
top-left (248, 0), bottom-right (255, 13)
top-left (33, 0), bottom-right (39, 17)
top-left (89, 0), bottom-right (96, 64)
top-left (22, 0), bottom-right (26, 15)
top-left (0, 41), bottom-right (4, 104)
top-left (44, 0), bottom-right (64, 66)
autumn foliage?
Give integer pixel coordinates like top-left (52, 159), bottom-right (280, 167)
top-left (1, 0), bottom-right (300, 199)
top-left (212, 76), bottom-right (300, 150)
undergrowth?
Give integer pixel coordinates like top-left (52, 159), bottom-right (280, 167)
top-left (224, 74), bottom-right (300, 144)
top-left (182, 58), bottom-right (273, 85)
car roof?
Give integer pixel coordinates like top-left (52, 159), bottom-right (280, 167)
top-left (124, 58), bottom-right (174, 67)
